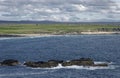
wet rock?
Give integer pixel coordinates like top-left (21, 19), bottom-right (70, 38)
top-left (24, 58), bottom-right (108, 68)
top-left (0, 62), bottom-right (2, 66)
top-left (24, 60), bottom-right (63, 68)
top-left (62, 58), bottom-right (94, 66)
top-left (24, 61), bottom-right (36, 67)
top-left (48, 60), bottom-right (63, 63)
top-left (23, 61), bottom-right (48, 68)
top-left (1, 59), bottom-right (19, 66)
top-left (47, 60), bottom-right (63, 67)
top-left (24, 61), bottom-right (52, 68)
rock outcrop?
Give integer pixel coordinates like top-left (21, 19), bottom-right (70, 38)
top-left (0, 58), bottom-right (108, 67)
top-left (62, 58), bottom-right (94, 66)
top-left (1, 59), bottom-right (19, 66)
top-left (23, 58), bottom-right (108, 68)
top-left (24, 60), bottom-right (63, 68)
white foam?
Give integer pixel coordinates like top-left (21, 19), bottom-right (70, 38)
top-left (0, 35), bottom-right (63, 40)
top-left (94, 61), bottom-right (109, 64)
top-left (0, 35), bottom-right (78, 41)
top-left (31, 62), bottom-right (118, 70)
top-left (52, 64), bottom-right (116, 70)
top-left (0, 37), bottom-right (26, 40)
top-left (0, 36), bottom-right (46, 40)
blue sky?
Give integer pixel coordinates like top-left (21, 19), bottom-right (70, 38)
top-left (0, 0), bottom-right (120, 22)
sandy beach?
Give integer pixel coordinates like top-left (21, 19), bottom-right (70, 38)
top-left (81, 31), bottom-right (120, 35)
top-left (0, 32), bottom-right (120, 37)
top-left (13, 34), bottom-right (54, 37)
top-left (15, 32), bottom-right (120, 37)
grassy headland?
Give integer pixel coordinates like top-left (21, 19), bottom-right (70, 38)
top-left (0, 24), bottom-right (120, 36)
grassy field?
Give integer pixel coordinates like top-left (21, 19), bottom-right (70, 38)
top-left (0, 24), bottom-right (120, 34)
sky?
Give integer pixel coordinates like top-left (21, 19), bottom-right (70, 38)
top-left (0, 0), bottom-right (120, 22)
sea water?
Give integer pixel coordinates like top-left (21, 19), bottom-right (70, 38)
top-left (0, 35), bottom-right (120, 78)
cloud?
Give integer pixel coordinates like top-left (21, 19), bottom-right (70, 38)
top-left (0, 0), bottom-right (119, 22)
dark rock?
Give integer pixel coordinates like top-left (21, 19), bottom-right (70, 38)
top-left (24, 60), bottom-right (63, 68)
top-left (47, 60), bottom-right (63, 67)
top-left (24, 61), bottom-right (36, 67)
top-left (24, 61), bottom-right (48, 68)
top-left (1, 59), bottom-right (19, 66)
top-left (24, 58), bottom-right (108, 68)
top-left (34, 61), bottom-right (51, 68)
top-left (62, 58), bottom-right (94, 66)
top-left (48, 60), bottom-right (63, 63)
top-left (24, 61), bottom-right (53, 68)
top-left (0, 62), bottom-right (2, 66)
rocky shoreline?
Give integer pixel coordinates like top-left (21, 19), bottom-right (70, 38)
top-left (0, 58), bottom-right (108, 68)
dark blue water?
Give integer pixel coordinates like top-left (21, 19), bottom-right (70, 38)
top-left (0, 35), bottom-right (120, 78)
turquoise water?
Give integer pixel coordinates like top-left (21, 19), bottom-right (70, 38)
top-left (0, 35), bottom-right (120, 78)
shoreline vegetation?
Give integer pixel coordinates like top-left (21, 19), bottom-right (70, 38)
top-left (0, 24), bottom-right (120, 37)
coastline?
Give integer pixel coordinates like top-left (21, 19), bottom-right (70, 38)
top-left (0, 32), bottom-right (120, 37)
top-left (81, 31), bottom-right (120, 35)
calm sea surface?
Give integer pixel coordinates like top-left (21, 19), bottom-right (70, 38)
top-left (0, 35), bottom-right (120, 78)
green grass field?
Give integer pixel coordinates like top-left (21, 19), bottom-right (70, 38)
top-left (0, 24), bottom-right (120, 34)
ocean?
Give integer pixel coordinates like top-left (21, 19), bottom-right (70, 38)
top-left (0, 35), bottom-right (120, 78)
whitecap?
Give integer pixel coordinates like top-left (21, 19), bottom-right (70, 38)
top-left (31, 62), bottom-right (118, 70)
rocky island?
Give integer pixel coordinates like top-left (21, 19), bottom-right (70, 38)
top-left (0, 58), bottom-right (108, 68)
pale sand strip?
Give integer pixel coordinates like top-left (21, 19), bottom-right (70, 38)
top-left (15, 32), bottom-right (120, 37)
top-left (12, 32), bottom-right (120, 37)
top-left (81, 32), bottom-right (120, 35)
top-left (12, 34), bottom-right (55, 37)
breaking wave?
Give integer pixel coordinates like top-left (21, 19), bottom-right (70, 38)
top-left (32, 62), bottom-right (119, 70)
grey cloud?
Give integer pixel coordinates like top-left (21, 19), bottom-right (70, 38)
top-left (0, 0), bottom-right (119, 22)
